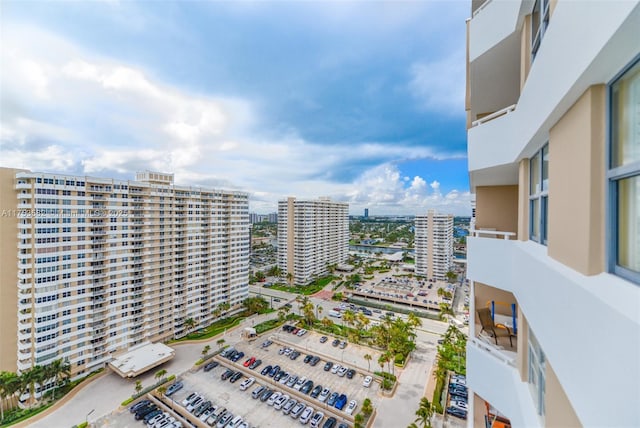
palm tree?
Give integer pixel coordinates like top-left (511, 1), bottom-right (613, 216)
top-left (286, 272), bottom-right (294, 286)
top-left (154, 369), bottom-right (167, 382)
top-left (134, 380), bottom-right (143, 394)
top-left (212, 306), bottom-right (222, 320)
top-left (202, 345), bottom-right (211, 357)
top-left (364, 354), bottom-right (372, 372)
top-left (216, 338), bottom-right (226, 349)
top-left (316, 304), bottom-right (323, 319)
top-left (0, 371), bottom-right (20, 420)
top-left (377, 353), bottom-right (388, 374)
top-left (437, 287), bottom-right (444, 298)
top-left (219, 302), bottom-right (231, 315)
top-left (22, 365), bottom-right (45, 407)
top-left (413, 397), bottom-right (434, 428)
top-left (184, 317), bottom-right (196, 332)
top-left (157, 385), bottom-right (167, 397)
top-left (362, 398), bottom-right (373, 415)
top-left (342, 310), bottom-right (355, 328)
top-left (47, 359), bottom-right (71, 400)
top-left (354, 413), bottom-right (365, 428)
top-left (407, 312), bottom-right (422, 329)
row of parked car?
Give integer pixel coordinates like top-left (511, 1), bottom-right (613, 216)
top-left (129, 399), bottom-right (182, 428)
top-left (446, 374), bottom-right (468, 420)
top-left (246, 381), bottom-right (349, 428)
top-left (180, 389), bottom-right (253, 428)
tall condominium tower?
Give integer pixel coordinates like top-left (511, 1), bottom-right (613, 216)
top-left (0, 168), bottom-right (249, 383)
top-left (277, 197), bottom-right (349, 285)
top-left (466, 1), bottom-right (639, 427)
top-left (414, 210), bottom-right (454, 281)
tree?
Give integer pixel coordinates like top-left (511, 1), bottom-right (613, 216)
top-left (362, 398), bottom-right (373, 415)
top-left (286, 272), bottom-right (294, 285)
top-left (364, 354), bottom-right (372, 372)
top-left (316, 304), bottom-right (323, 320)
top-left (407, 312), bottom-right (422, 329)
top-left (155, 369), bottom-right (167, 381)
top-left (184, 317), bottom-right (196, 332)
top-left (413, 397), bottom-right (435, 428)
top-left (254, 271), bottom-right (266, 282)
top-left (134, 380), bottom-right (143, 394)
top-left (219, 302), bottom-right (231, 315)
top-left (0, 371), bottom-right (20, 420)
top-left (22, 365), bottom-right (45, 407)
top-left (354, 412), bottom-right (365, 428)
top-left (437, 287), bottom-right (444, 297)
top-left (157, 385), bottom-right (167, 397)
top-left (216, 338), bottom-right (226, 349)
top-left (47, 359), bottom-right (70, 400)
top-left (445, 270), bottom-right (457, 283)
top-left (212, 306), bottom-right (222, 320)
top-left (342, 310), bottom-right (356, 328)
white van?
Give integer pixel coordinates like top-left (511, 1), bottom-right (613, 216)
top-left (328, 310), bottom-right (342, 318)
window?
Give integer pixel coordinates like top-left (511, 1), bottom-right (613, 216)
top-left (528, 329), bottom-right (546, 418)
top-left (531, 0), bottom-right (550, 62)
top-left (609, 58), bottom-right (640, 284)
top-left (530, 144), bottom-right (549, 244)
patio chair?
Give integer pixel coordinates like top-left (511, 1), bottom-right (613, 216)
top-left (477, 308), bottom-right (514, 347)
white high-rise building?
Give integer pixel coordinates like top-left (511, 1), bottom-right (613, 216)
top-left (277, 197), bottom-right (349, 285)
top-left (0, 168), bottom-right (249, 382)
top-left (466, 1), bottom-right (639, 427)
top-left (414, 210), bottom-right (454, 281)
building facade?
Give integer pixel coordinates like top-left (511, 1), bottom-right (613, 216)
top-left (0, 168), bottom-right (249, 386)
top-left (277, 197), bottom-right (349, 285)
top-left (414, 210), bottom-right (454, 281)
top-left (466, 1), bottom-right (639, 427)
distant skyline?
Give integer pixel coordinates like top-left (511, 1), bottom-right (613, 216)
top-left (0, 1), bottom-right (471, 215)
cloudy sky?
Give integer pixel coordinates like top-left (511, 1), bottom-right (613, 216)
top-left (1, 1), bottom-right (471, 215)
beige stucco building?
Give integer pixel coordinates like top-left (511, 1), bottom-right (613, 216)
top-left (414, 210), bottom-right (454, 281)
top-left (0, 168), bottom-right (249, 392)
top-left (466, 1), bottom-right (639, 427)
top-left (277, 197), bottom-right (349, 285)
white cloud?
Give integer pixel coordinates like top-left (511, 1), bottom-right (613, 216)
top-left (409, 50), bottom-right (465, 114)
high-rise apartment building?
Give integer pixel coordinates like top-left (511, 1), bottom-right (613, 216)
top-left (414, 210), bottom-right (454, 281)
top-left (277, 197), bottom-right (349, 285)
top-left (0, 168), bottom-right (249, 384)
top-left (466, 1), bottom-right (639, 427)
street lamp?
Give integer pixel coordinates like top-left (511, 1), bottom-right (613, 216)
top-left (86, 408), bottom-right (95, 424)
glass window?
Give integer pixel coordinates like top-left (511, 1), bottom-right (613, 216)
top-left (531, 0), bottom-right (550, 62)
top-left (530, 144), bottom-right (549, 244)
top-left (528, 329), bottom-right (546, 418)
top-left (609, 59), bottom-right (640, 284)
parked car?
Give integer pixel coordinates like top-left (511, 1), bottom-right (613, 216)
top-left (181, 393), bottom-right (198, 407)
top-left (301, 380), bottom-right (314, 394)
top-left (229, 371), bottom-right (243, 383)
top-left (268, 365), bottom-right (281, 377)
top-left (451, 400), bottom-right (469, 411)
top-left (231, 351), bottom-right (245, 362)
top-left (260, 388), bottom-right (274, 402)
top-left (323, 361), bottom-right (333, 371)
top-left (239, 377), bottom-right (255, 391)
top-left (318, 388), bottom-right (331, 402)
top-left (363, 375), bottom-right (373, 388)
top-left (144, 410), bottom-right (163, 424)
top-left (251, 385), bottom-right (266, 399)
top-left (337, 366), bottom-right (348, 377)
top-left (204, 361), bottom-right (219, 372)
top-left (249, 359), bottom-right (262, 370)
top-left (130, 399), bottom-right (152, 413)
top-left (195, 401), bottom-right (212, 417)
top-left (221, 369), bottom-right (234, 381)
top-left (267, 391), bottom-right (282, 406)
top-left (334, 394), bottom-right (347, 410)
top-left (346, 369), bottom-right (355, 379)
top-left (216, 411), bottom-right (234, 428)
top-left (165, 382), bottom-right (183, 397)
top-left (274, 393), bottom-right (289, 410)
top-left (261, 340), bottom-right (273, 348)
top-left (319, 336), bottom-right (328, 343)
top-left (278, 372), bottom-right (290, 384)
top-left (304, 354), bottom-right (313, 363)
top-left (294, 376), bottom-right (307, 390)
top-left (261, 365), bottom-right (272, 376)
top-left (322, 416), bottom-right (337, 428)
top-left (274, 370), bottom-right (286, 382)
top-left (310, 356), bottom-right (321, 366)
top-left (187, 396), bottom-right (204, 412)
top-left (200, 407), bottom-right (215, 423)
top-left (331, 339), bottom-right (340, 347)
top-left (310, 411), bottom-right (325, 428)
top-left (339, 341), bottom-right (347, 349)
top-left (310, 385), bottom-right (323, 398)
top-left (243, 357), bottom-right (256, 367)
top-left (327, 392), bottom-right (339, 406)
top-left (282, 398), bottom-right (297, 415)
top-left (299, 406), bottom-right (314, 424)
top-left (345, 400), bottom-right (357, 415)
top-left (228, 415), bottom-right (244, 428)
top-left (446, 406), bottom-right (467, 420)
top-left (290, 402), bottom-right (305, 419)
top-left (331, 364), bottom-right (341, 374)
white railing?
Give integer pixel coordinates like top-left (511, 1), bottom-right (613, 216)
top-left (471, 228), bottom-right (516, 240)
top-left (471, 103), bottom-right (516, 127)
top-left (469, 336), bottom-right (516, 367)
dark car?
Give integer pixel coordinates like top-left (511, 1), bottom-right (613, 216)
top-left (268, 365), bottom-right (280, 377)
top-left (226, 350), bottom-right (237, 360)
top-left (300, 380), bottom-right (314, 394)
top-left (261, 365), bottom-right (273, 376)
top-left (320, 336), bottom-right (328, 343)
top-left (260, 388), bottom-right (274, 402)
top-left (323, 361), bottom-right (333, 371)
top-left (322, 417), bottom-right (337, 428)
top-left (129, 399), bottom-right (151, 413)
top-left (204, 361), bottom-right (219, 372)
top-left (261, 340), bottom-right (273, 348)
top-left (274, 370), bottom-right (286, 382)
top-left (304, 355), bottom-right (313, 363)
top-left (334, 394), bottom-right (347, 410)
top-left (249, 359), bottom-right (262, 369)
top-left (143, 409), bottom-right (162, 423)
top-left (446, 406), bottom-right (468, 420)
top-left (331, 339), bottom-right (340, 347)
top-left (229, 371), bottom-right (243, 383)
top-left (231, 351), bottom-right (245, 362)
top-left (346, 369), bottom-right (355, 379)
top-left (310, 385), bottom-right (323, 398)
top-left (165, 381), bottom-right (183, 397)
top-left (135, 405), bottom-right (157, 420)
top-left (327, 392), bottom-right (339, 406)
top-left (310, 356), bottom-right (321, 366)
top-left (221, 369), bottom-right (234, 380)
top-left (290, 351), bottom-right (301, 360)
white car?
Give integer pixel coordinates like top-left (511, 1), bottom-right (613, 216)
top-left (363, 375), bottom-right (373, 388)
top-left (186, 396), bottom-right (203, 412)
top-left (228, 415), bottom-right (244, 428)
top-left (297, 329), bottom-right (307, 336)
top-left (345, 400), bottom-right (357, 415)
top-left (318, 388), bottom-right (330, 402)
top-left (337, 366), bottom-right (348, 377)
top-left (199, 407), bottom-right (214, 422)
top-left (182, 392), bottom-right (199, 407)
top-left (331, 364), bottom-right (341, 374)
top-left (451, 400), bottom-right (468, 411)
top-left (267, 391), bottom-right (282, 406)
top-left (274, 394), bottom-right (290, 410)
top-left (239, 377), bottom-right (255, 391)
top-left (294, 376), bottom-right (307, 390)
top-left (299, 406), bottom-right (314, 424)
top-left (147, 413), bottom-right (166, 426)
top-left (310, 411), bottom-right (325, 428)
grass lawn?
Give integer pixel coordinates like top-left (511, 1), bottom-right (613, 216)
top-left (268, 276), bottom-right (336, 295)
top-left (254, 318), bottom-right (285, 334)
top-left (170, 316), bottom-right (244, 342)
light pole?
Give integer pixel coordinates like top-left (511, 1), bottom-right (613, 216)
top-left (86, 408), bottom-right (95, 424)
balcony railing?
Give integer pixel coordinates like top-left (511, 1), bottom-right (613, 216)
top-left (469, 336), bottom-right (516, 367)
top-left (471, 228), bottom-right (516, 240)
top-left (471, 103), bottom-right (516, 128)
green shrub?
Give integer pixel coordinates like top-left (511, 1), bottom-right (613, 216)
top-left (167, 374), bottom-right (175, 381)
top-left (77, 422), bottom-right (88, 428)
top-left (432, 376), bottom-right (445, 414)
top-left (121, 397), bottom-right (134, 406)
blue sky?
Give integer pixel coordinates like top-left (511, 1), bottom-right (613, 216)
top-left (0, 1), bottom-right (471, 215)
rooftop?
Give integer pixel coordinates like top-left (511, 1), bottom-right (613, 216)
top-left (109, 342), bottom-right (175, 378)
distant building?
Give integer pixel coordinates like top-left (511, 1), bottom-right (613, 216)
top-left (277, 197), bottom-right (349, 285)
top-left (364, 208), bottom-right (369, 218)
top-left (414, 210), bottom-right (453, 280)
